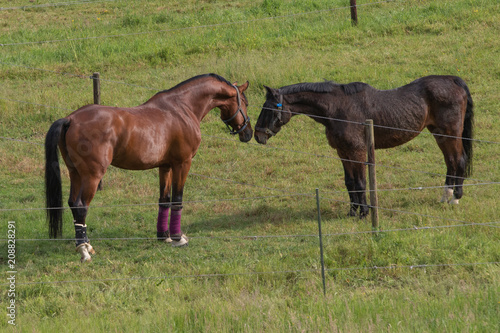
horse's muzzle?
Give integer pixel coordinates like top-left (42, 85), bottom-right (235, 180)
top-left (254, 130), bottom-right (270, 144)
top-left (239, 126), bottom-right (254, 143)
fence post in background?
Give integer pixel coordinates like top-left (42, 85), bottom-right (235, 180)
top-left (92, 72), bottom-right (101, 105)
top-left (365, 120), bottom-right (379, 230)
top-left (316, 188), bottom-right (327, 296)
top-left (92, 72), bottom-right (103, 191)
top-left (350, 0), bottom-right (358, 26)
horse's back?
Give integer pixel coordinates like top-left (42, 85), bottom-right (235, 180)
top-left (408, 75), bottom-right (467, 106)
top-left (358, 76), bottom-right (465, 149)
top-left (64, 105), bottom-right (201, 170)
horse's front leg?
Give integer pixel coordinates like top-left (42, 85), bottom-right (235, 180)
top-left (340, 151), bottom-right (369, 218)
top-left (342, 166), bottom-right (358, 217)
top-left (169, 160), bottom-right (192, 247)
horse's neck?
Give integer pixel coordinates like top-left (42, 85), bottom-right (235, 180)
top-left (287, 92), bottom-right (337, 122)
top-left (151, 82), bottom-right (224, 121)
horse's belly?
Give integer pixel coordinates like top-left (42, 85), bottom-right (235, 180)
top-left (110, 143), bottom-right (166, 170)
top-left (373, 129), bottom-right (421, 149)
top-left (111, 156), bottom-right (158, 170)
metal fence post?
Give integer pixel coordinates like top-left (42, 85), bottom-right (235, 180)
top-left (365, 119), bottom-right (379, 229)
top-left (316, 188), bottom-right (326, 296)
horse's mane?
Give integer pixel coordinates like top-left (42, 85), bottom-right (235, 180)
top-left (157, 73), bottom-right (233, 94)
top-left (278, 81), bottom-right (369, 96)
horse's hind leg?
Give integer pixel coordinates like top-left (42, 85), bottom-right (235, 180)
top-left (448, 151), bottom-right (466, 205)
top-left (68, 170), bottom-right (101, 261)
top-left (431, 128), bottom-right (466, 205)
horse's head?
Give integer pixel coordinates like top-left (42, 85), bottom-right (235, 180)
top-left (220, 81), bottom-right (253, 142)
top-left (254, 86), bottom-right (291, 144)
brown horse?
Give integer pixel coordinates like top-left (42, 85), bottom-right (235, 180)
top-left (254, 75), bottom-right (473, 217)
top-left (45, 74), bottom-right (252, 261)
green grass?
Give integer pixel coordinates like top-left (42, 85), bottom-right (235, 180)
top-left (1, 0), bottom-right (499, 331)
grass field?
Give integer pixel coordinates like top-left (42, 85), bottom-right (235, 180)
top-left (1, 0), bottom-right (499, 331)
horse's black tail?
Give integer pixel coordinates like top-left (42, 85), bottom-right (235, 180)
top-left (454, 77), bottom-right (474, 177)
top-left (45, 118), bottom-right (70, 238)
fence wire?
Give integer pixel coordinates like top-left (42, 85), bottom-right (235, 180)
top-left (2, 220), bottom-right (498, 243)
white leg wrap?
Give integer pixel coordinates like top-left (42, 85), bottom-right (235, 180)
top-left (76, 243), bottom-right (93, 262)
top-left (440, 187), bottom-right (453, 203)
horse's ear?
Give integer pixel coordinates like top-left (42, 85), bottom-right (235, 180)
top-left (238, 81), bottom-right (249, 92)
top-left (263, 85), bottom-right (275, 97)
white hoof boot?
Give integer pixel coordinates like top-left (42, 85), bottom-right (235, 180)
top-left (171, 234), bottom-right (188, 247)
top-left (76, 243), bottom-right (94, 262)
top-left (86, 243), bottom-right (96, 255)
top-left (449, 195), bottom-right (460, 205)
top-left (440, 187), bottom-right (453, 203)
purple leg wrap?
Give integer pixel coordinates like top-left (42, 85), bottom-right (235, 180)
top-left (157, 206), bottom-right (170, 233)
top-left (169, 209), bottom-right (182, 235)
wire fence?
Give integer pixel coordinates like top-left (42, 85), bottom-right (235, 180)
top-left (2, 220), bottom-right (499, 243)
top-left (1, 0), bottom-right (499, 290)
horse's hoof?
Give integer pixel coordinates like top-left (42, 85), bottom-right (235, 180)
top-left (440, 188), bottom-right (453, 203)
top-left (449, 196), bottom-right (460, 205)
top-left (157, 231), bottom-right (172, 243)
top-left (171, 234), bottom-right (188, 247)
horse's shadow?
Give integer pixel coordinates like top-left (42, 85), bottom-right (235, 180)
top-left (183, 202), bottom-right (346, 236)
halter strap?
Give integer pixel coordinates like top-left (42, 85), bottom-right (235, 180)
top-left (221, 85), bottom-right (250, 135)
top-left (276, 94), bottom-right (283, 123)
top-left (255, 94), bottom-right (283, 137)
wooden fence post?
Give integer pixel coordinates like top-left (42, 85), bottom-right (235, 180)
top-left (92, 72), bottom-right (101, 105)
top-left (92, 72), bottom-right (103, 190)
top-left (350, 0), bottom-right (358, 26)
top-left (365, 120), bottom-right (379, 229)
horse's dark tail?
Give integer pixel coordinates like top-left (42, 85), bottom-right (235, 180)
top-left (45, 118), bottom-right (70, 238)
top-left (454, 77), bottom-right (474, 177)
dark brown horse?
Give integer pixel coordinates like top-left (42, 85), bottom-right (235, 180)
top-left (45, 74), bottom-right (252, 261)
top-left (254, 75), bottom-right (473, 217)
